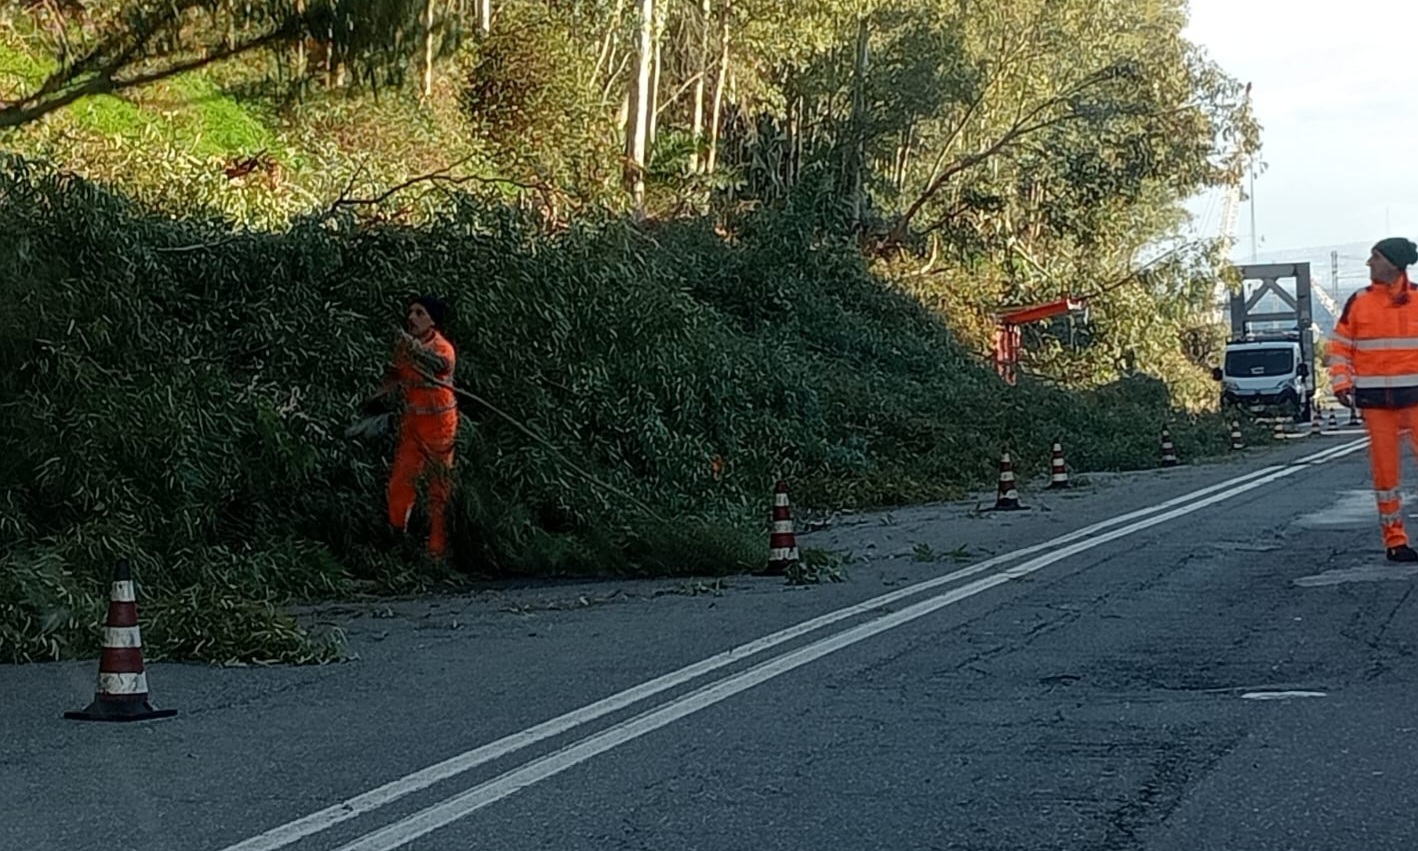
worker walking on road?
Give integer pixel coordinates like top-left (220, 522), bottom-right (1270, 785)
top-left (369, 295), bottom-right (460, 561)
top-left (1328, 237), bottom-right (1418, 562)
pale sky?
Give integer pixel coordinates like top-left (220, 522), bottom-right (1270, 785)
top-left (1182, 0), bottom-right (1418, 255)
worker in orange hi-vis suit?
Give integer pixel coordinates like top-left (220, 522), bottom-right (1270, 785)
top-left (373, 295), bottom-right (459, 561)
top-left (1328, 237), bottom-right (1418, 562)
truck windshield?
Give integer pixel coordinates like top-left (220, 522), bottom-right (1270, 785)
top-left (1226, 348), bottom-right (1294, 377)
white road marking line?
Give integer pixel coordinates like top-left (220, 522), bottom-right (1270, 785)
top-left (218, 439), bottom-right (1365, 851)
top-left (328, 439), bottom-right (1369, 851)
top-left (220, 467), bottom-right (1293, 851)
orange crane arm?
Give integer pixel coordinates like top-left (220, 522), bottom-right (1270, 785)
top-left (998, 297), bottom-right (1086, 326)
top-left (993, 297), bottom-right (1087, 386)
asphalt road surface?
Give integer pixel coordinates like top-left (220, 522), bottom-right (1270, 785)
top-left (9, 426), bottom-right (1418, 851)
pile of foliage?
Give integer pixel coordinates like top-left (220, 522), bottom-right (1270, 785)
top-left (0, 160), bottom-right (1264, 665)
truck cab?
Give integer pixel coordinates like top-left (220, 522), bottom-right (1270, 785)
top-left (1211, 332), bottom-right (1312, 421)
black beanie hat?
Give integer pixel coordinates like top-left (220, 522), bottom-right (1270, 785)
top-left (1374, 237), bottom-right (1418, 270)
top-left (411, 294), bottom-right (449, 326)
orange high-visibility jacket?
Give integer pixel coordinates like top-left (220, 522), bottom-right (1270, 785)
top-left (1328, 274), bottom-right (1418, 408)
top-left (389, 330), bottom-right (457, 416)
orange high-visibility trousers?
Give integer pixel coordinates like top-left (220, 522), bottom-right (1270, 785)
top-left (1361, 406), bottom-right (1418, 548)
top-left (387, 411), bottom-right (458, 559)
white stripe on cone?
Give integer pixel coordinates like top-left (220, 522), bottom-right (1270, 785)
top-left (769, 547), bottom-right (799, 562)
top-left (112, 581), bottom-right (136, 603)
top-left (773, 494), bottom-right (790, 507)
top-left (771, 520), bottom-right (794, 534)
top-left (102, 626), bottom-right (143, 649)
top-left (98, 672), bottom-right (149, 696)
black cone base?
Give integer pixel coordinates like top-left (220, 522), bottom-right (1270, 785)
top-left (65, 697), bottom-right (178, 723)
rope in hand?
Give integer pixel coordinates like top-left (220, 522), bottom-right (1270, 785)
top-left (394, 328), bottom-right (667, 524)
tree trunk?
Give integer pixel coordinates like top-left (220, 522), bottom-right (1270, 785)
top-left (849, 16), bottom-right (870, 230)
top-left (689, 0), bottom-right (710, 172)
top-left (624, 0), bottom-right (656, 214)
top-left (647, 0), bottom-right (666, 153)
top-left (705, 0), bottom-right (729, 173)
top-left (894, 124), bottom-right (914, 192)
top-left (294, 0), bottom-right (306, 74)
top-left (788, 94), bottom-right (802, 187)
top-left (594, 0), bottom-right (628, 87)
top-left (323, 19), bottom-right (338, 87)
top-left (420, 0), bottom-right (437, 99)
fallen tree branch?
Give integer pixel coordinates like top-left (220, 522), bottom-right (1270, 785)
top-left (152, 235), bottom-right (241, 253)
top-left (327, 157), bottom-right (557, 220)
top-left (399, 342), bottom-right (666, 524)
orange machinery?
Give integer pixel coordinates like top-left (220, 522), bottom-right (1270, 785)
top-left (992, 297), bottom-right (1086, 385)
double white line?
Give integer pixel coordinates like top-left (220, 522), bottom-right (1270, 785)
top-left (222, 438), bottom-right (1368, 851)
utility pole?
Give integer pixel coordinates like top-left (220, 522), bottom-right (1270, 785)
top-left (1331, 250), bottom-right (1340, 303)
top-left (1248, 165), bottom-right (1258, 261)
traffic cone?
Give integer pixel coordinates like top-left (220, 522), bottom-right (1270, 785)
top-left (1047, 440), bottom-right (1071, 489)
top-left (992, 451), bottom-right (1025, 510)
top-left (65, 560), bottom-right (177, 723)
top-left (1327, 411), bottom-right (1338, 430)
top-left (1160, 428), bottom-right (1179, 467)
top-left (1273, 421), bottom-right (1286, 440)
top-left (1230, 420), bottom-right (1244, 451)
top-left (761, 480), bottom-right (799, 576)
top-left (1310, 411), bottom-right (1322, 436)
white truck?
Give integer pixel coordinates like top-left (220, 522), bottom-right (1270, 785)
top-left (1209, 262), bottom-right (1317, 422)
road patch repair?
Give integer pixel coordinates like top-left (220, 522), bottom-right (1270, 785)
top-left (1240, 690), bottom-right (1328, 701)
top-left (1294, 564), bottom-right (1418, 587)
top-left (1293, 489), bottom-right (1376, 529)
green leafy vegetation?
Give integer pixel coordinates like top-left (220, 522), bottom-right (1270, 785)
top-left (0, 0), bottom-right (1268, 664)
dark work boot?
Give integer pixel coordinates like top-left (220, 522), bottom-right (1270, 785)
top-left (1386, 545), bottom-right (1418, 563)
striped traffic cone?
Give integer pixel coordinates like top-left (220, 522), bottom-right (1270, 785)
top-left (992, 451), bottom-right (1025, 510)
top-left (1047, 440), bottom-right (1071, 489)
top-left (65, 560), bottom-right (176, 723)
top-left (1327, 411), bottom-right (1338, 430)
top-left (1230, 420), bottom-right (1244, 451)
top-left (761, 480), bottom-right (799, 576)
top-left (1160, 428), bottom-right (1179, 467)
top-left (1273, 421), bottom-right (1286, 440)
top-left (1310, 412), bottom-right (1322, 436)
